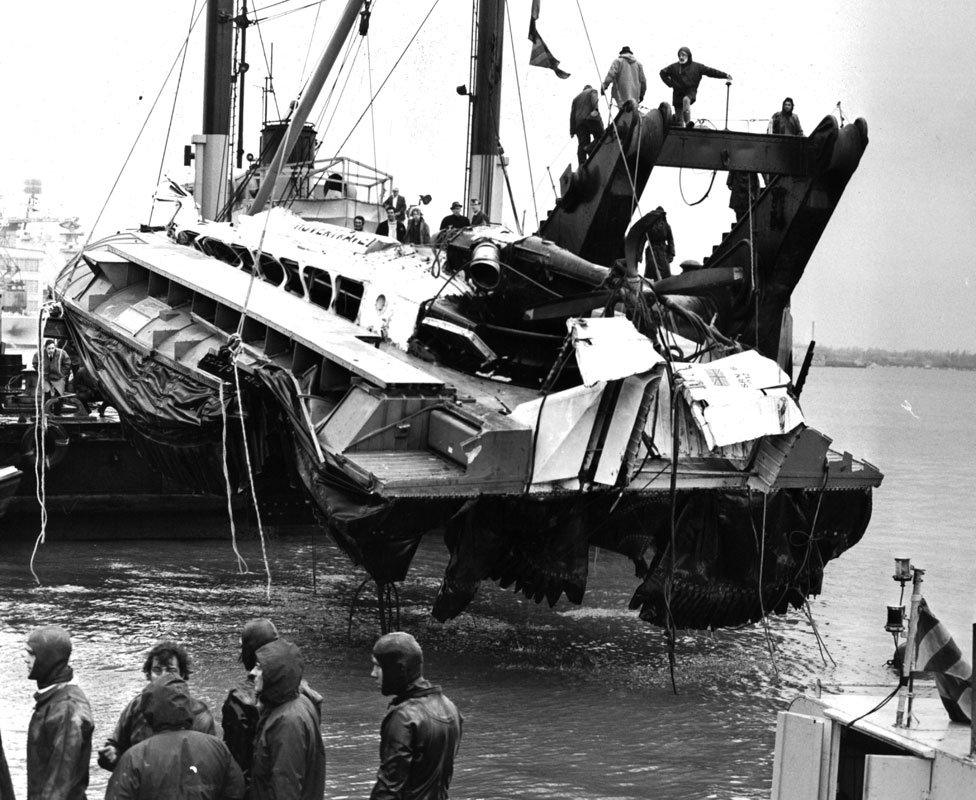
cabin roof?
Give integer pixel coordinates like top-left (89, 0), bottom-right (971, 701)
top-left (108, 236), bottom-right (444, 390)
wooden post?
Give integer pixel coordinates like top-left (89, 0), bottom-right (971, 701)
top-left (895, 567), bottom-right (924, 727)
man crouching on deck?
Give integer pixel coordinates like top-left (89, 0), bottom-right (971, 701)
top-left (370, 632), bottom-right (462, 800)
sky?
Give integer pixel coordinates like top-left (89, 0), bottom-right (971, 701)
top-left (1, 0), bottom-right (974, 350)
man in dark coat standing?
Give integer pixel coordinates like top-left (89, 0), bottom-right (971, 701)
top-left (659, 47), bottom-right (732, 128)
top-left (105, 676), bottom-right (244, 800)
top-left (643, 207), bottom-right (676, 279)
top-left (25, 625), bottom-right (94, 800)
top-left (246, 639), bottom-right (325, 800)
top-left (223, 619), bottom-right (323, 784)
top-left (0, 730), bottom-right (14, 800)
top-left (438, 203), bottom-right (470, 233)
top-left (376, 208), bottom-right (407, 243)
top-left (569, 85), bottom-right (602, 164)
top-left (383, 188), bottom-right (407, 223)
top-left (369, 632), bottom-right (462, 800)
top-left (98, 641), bottom-right (215, 773)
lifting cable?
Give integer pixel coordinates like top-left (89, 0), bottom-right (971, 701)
top-left (574, 0), bottom-right (643, 215)
top-left (678, 118), bottom-right (718, 207)
top-left (503, 0), bottom-right (540, 230)
top-left (151, 0), bottom-right (200, 223)
top-left (299, 0), bottom-right (327, 83)
top-left (59, 1), bottom-right (208, 294)
top-left (755, 492), bottom-right (781, 680)
top-left (303, 0), bottom-right (439, 201)
top-left (218, 380), bottom-right (250, 574)
top-left (365, 29), bottom-right (380, 196)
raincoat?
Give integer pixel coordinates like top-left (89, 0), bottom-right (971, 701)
top-left (26, 626), bottom-right (94, 800)
top-left (1, 730), bottom-right (14, 800)
top-left (246, 640), bottom-right (325, 800)
top-left (99, 687), bottom-right (215, 771)
top-left (106, 676), bottom-right (245, 800)
top-left (658, 47), bottom-right (730, 105)
top-left (601, 53), bottom-right (646, 108)
top-left (371, 633), bottom-right (462, 800)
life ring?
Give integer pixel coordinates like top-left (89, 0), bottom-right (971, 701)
top-left (20, 423), bottom-right (70, 472)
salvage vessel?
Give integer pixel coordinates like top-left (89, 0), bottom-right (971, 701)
top-left (53, 0), bottom-right (881, 629)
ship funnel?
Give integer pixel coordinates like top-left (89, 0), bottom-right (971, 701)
top-left (468, 239), bottom-right (502, 291)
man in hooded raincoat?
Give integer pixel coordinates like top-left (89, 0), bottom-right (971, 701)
top-left (370, 632), bottom-right (462, 800)
top-left (569, 85), bottom-right (602, 164)
top-left (98, 641), bottom-right (215, 773)
top-left (25, 625), bottom-right (94, 800)
top-left (601, 47), bottom-right (646, 111)
top-left (246, 639), bottom-right (325, 800)
top-left (659, 47), bottom-right (732, 128)
top-left (643, 206), bottom-right (676, 279)
top-left (105, 675), bottom-right (244, 800)
top-left (1, 730), bottom-right (15, 800)
top-left (222, 619), bottom-right (324, 783)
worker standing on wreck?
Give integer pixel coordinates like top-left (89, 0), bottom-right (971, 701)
top-left (32, 339), bottom-right (71, 400)
top-left (369, 632), bottom-right (462, 800)
top-left (570, 85), bottom-right (602, 164)
top-left (25, 625), bottom-right (94, 800)
top-left (97, 641), bottom-right (215, 773)
top-left (223, 618), bottom-right (323, 784)
top-left (767, 97), bottom-right (803, 136)
top-left (247, 638), bottom-right (326, 799)
top-left (659, 47), bottom-right (732, 128)
top-left (643, 206), bottom-right (675, 279)
top-left (601, 47), bottom-right (646, 111)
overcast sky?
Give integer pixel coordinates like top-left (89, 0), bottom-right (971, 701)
top-left (2, 0), bottom-right (974, 350)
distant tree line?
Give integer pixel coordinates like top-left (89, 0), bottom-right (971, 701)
top-left (802, 345), bottom-right (976, 370)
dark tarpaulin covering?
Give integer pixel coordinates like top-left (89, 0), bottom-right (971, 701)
top-left (63, 310), bottom-right (274, 494)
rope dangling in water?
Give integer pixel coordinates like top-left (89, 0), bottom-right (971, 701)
top-left (218, 379), bottom-right (249, 574)
top-left (28, 302), bottom-right (59, 585)
top-left (228, 335), bottom-right (273, 600)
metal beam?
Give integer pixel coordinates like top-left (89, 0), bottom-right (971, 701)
top-left (656, 129), bottom-right (815, 177)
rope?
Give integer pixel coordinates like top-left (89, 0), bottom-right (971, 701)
top-left (59, 2), bottom-right (208, 293)
top-left (305, 0), bottom-right (441, 200)
top-left (573, 0), bottom-right (643, 215)
top-left (748, 176), bottom-right (759, 348)
top-left (365, 33), bottom-right (380, 197)
top-left (503, 0), bottom-right (539, 229)
top-left (299, 0), bottom-right (326, 82)
top-left (229, 339), bottom-right (273, 600)
top-left (218, 379), bottom-right (250, 573)
top-left (803, 598), bottom-right (836, 667)
top-left (28, 303), bottom-right (57, 584)
top-left (151, 0), bottom-right (199, 223)
top-left (757, 493), bottom-right (780, 679)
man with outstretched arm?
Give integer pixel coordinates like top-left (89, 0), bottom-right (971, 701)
top-left (369, 632), bottom-right (462, 800)
top-left (659, 46), bottom-right (731, 128)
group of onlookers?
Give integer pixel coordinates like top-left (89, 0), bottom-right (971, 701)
top-left (4, 621), bottom-right (461, 799)
top-left (349, 189), bottom-right (492, 246)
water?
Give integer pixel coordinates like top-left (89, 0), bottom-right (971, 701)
top-left (1, 365), bottom-right (974, 799)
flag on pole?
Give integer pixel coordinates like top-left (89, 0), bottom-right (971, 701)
top-left (914, 599), bottom-right (972, 723)
top-left (528, 0), bottom-right (570, 79)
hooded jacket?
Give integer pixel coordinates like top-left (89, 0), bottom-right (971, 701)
top-left (601, 53), bottom-right (646, 107)
top-left (370, 633), bottom-right (462, 800)
top-left (240, 619), bottom-right (279, 672)
top-left (1, 730), bottom-right (15, 800)
top-left (659, 48), bottom-right (730, 104)
top-left (768, 98), bottom-right (803, 136)
top-left (27, 626), bottom-right (94, 800)
top-left (100, 684), bottom-right (215, 771)
top-left (106, 676), bottom-right (245, 800)
top-left (246, 640), bottom-right (325, 800)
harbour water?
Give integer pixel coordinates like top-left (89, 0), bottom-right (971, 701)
top-left (1, 365), bottom-right (974, 799)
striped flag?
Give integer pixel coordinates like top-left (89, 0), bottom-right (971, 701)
top-left (914, 599), bottom-right (972, 723)
top-left (528, 0), bottom-right (570, 79)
